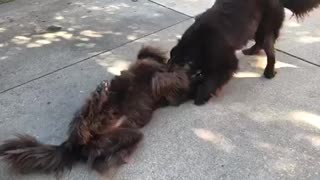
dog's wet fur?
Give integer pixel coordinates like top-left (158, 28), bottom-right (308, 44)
top-left (0, 46), bottom-right (199, 177)
top-left (169, 0), bottom-right (320, 105)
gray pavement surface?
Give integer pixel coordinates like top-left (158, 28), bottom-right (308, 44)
top-left (0, 0), bottom-right (319, 180)
top-left (0, 0), bottom-right (188, 92)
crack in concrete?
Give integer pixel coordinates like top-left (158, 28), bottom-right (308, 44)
top-left (0, 17), bottom-right (192, 94)
top-left (148, 0), bottom-right (193, 18)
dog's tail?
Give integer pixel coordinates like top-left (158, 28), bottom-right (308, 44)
top-left (281, 0), bottom-right (320, 17)
top-left (0, 134), bottom-right (78, 176)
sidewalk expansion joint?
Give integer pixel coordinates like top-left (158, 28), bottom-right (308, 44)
top-left (0, 17), bottom-right (192, 94)
top-left (148, 0), bottom-right (193, 18)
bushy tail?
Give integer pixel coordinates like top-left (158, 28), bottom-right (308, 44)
top-left (281, 0), bottom-right (320, 17)
top-left (0, 134), bottom-right (77, 176)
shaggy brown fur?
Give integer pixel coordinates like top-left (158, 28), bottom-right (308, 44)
top-left (0, 46), bottom-right (195, 177)
top-left (169, 0), bottom-right (320, 105)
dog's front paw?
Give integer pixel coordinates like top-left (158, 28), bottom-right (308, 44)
top-left (194, 94), bottom-right (211, 105)
top-left (242, 48), bottom-right (258, 56)
top-left (264, 68), bottom-right (277, 79)
top-left (242, 46), bottom-right (261, 56)
top-left (96, 80), bottom-right (109, 93)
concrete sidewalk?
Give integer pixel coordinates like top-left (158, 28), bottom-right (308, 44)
top-left (0, 0), bottom-right (319, 180)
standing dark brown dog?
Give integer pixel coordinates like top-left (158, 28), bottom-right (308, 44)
top-left (169, 0), bottom-right (320, 105)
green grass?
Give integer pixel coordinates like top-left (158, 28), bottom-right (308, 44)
top-left (0, 0), bottom-right (14, 5)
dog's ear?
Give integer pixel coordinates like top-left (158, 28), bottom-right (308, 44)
top-left (137, 46), bottom-right (168, 64)
top-left (151, 71), bottom-right (189, 99)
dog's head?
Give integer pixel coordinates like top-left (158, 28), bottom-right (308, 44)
top-left (137, 45), bottom-right (167, 64)
top-left (168, 41), bottom-right (198, 73)
top-left (109, 46), bottom-right (199, 106)
top-left (136, 46), bottom-right (190, 100)
top-left (104, 46), bottom-right (168, 104)
top-left (134, 45), bottom-right (204, 105)
top-left (168, 20), bottom-right (204, 72)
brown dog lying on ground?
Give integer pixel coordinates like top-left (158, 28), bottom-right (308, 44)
top-left (0, 46), bottom-right (201, 177)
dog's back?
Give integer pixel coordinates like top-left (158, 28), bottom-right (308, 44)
top-left (197, 0), bottom-right (266, 49)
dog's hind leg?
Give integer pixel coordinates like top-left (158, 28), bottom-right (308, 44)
top-left (242, 25), bottom-right (265, 55)
top-left (107, 128), bottom-right (143, 152)
top-left (90, 128), bottom-right (143, 172)
top-left (111, 129), bottom-right (143, 163)
top-left (262, 34), bottom-right (277, 79)
top-left (262, 3), bottom-right (284, 79)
